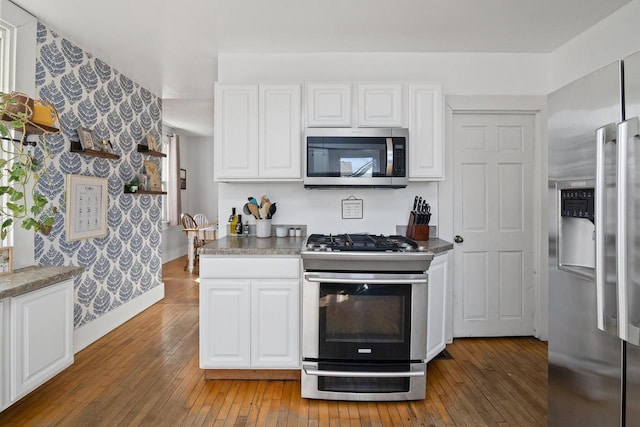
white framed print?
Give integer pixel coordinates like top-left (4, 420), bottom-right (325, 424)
top-left (65, 174), bottom-right (108, 241)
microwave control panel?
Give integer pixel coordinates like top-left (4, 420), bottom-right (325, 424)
top-left (560, 188), bottom-right (594, 222)
top-left (392, 141), bottom-right (406, 177)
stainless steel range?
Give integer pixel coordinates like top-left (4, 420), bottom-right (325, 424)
top-left (301, 233), bottom-right (433, 401)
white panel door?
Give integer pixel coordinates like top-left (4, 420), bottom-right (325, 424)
top-left (357, 83), bottom-right (403, 127)
top-left (199, 279), bottom-right (251, 368)
top-left (306, 83), bottom-right (352, 127)
top-left (250, 280), bottom-right (299, 368)
top-left (408, 82), bottom-right (444, 180)
top-left (214, 83), bottom-right (259, 179)
top-left (259, 84), bottom-right (302, 179)
top-left (452, 113), bottom-right (535, 337)
top-left (10, 280), bottom-right (74, 401)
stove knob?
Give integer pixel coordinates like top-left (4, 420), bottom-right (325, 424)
top-left (416, 246), bottom-right (427, 252)
top-left (319, 244), bottom-right (327, 251)
top-left (306, 243), bottom-right (315, 250)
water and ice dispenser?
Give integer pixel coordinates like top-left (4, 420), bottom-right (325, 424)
top-left (557, 181), bottom-right (595, 274)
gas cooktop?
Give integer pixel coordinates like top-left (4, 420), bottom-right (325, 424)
top-left (304, 233), bottom-right (426, 252)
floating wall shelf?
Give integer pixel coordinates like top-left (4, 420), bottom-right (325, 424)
top-left (137, 144), bottom-right (166, 157)
top-left (70, 141), bottom-right (120, 159)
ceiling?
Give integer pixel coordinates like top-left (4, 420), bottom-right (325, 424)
top-left (10, 0), bottom-right (633, 136)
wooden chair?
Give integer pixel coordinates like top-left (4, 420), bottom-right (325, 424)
top-left (193, 213), bottom-right (208, 227)
top-left (181, 213), bottom-right (205, 271)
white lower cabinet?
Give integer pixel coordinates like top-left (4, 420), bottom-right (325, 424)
top-left (4, 279), bottom-right (74, 407)
top-left (426, 253), bottom-right (448, 362)
top-left (199, 257), bottom-right (300, 370)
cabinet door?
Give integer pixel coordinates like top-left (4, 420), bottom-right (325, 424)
top-left (408, 82), bottom-right (444, 180)
top-left (357, 83), bottom-right (403, 127)
top-left (306, 83), bottom-right (352, 127)
top-left (259, 84), bottom-right (302, 178)
top-left (199, 279), bottom-right (251, 368)
top-left (426, 253), bottom-right (448, 362)
top-left (251, 280), bottom-right (299, 368)
top-left (10, 280), bottom-right (74, 402)
top-left (215, 83), bottom-right (259, 179)
top-left (0, 299), bottom-right (5, 411)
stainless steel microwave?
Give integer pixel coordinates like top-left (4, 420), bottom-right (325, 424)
top-left (304, 128), bottom-right (409, 188)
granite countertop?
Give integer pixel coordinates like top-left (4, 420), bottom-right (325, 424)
top-left (0, 265), bottom-right (84, 299)
top-left (414, 238), bottom-right (454, 255)
top-left (199, 235), bottom-right (307, 256)
top-left (200, 235), bottom-right (453, 257)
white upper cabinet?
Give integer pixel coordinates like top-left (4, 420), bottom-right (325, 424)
top-left (215, 84), bottom-right (259, 179)
top-left (305, 83), bottom-right (352, 127)
top-left (215, 83), bottom-right (301, 181)
top-left (408, 82), bottom-right (444, 180)
top-left (357, 83), bottom-right (404, 127)
top-left (259, 84), bottom-right (302, 179)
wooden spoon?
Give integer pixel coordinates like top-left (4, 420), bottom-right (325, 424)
top-left (262, 201), bottom-right (271, 217)
top-left (260, 195), bottom-right (270, 206)
top-left (248, 203), bottom-right (260, 219)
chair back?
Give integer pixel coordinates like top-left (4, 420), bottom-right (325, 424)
top-left (181, 213), bottom-right (197, 230)
top-left (193, 213), bottom-right (208, 227)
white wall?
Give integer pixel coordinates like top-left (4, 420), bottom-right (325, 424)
top-left (161, 134), bottom-right (217, 263)
top-left (218, 181), bottom-right (438, 236)
top-left (218, 52), bottom-right (550, 95)
top-left (216, 52), bottom-right (550, 237)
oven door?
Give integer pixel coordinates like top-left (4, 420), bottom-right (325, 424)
top-left (302, 272), bottom-right (428, 362)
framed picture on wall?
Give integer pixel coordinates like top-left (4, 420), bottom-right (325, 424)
top-left (77, 126), bottom-right (97, 151)
top-left (0, 247), bottom-right (13, 275)
top-left (180, 169), bottom-right (186, 189)
top-left (65, 174), bottom-right (108, 241)
top-left (144, 160), bottom-right (162, 191)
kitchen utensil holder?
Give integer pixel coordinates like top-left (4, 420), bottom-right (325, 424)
top-left (256, 219), bottom-right (272, 238)
top-left (406, 211), bottom-right (430, 241)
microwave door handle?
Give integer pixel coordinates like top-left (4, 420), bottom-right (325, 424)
top-left (595, 123), bottom-right (616, 333)
top-left (386, 137), bottom-right (393, 176)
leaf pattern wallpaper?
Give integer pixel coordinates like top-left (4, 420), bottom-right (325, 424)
top-left (33, 23), bottom-right (163, 328)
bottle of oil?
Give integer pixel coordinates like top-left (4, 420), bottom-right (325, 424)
top-left (235, 214), bottom-right (243, 235)
top-left (229, 207), bottom-right (237, 235)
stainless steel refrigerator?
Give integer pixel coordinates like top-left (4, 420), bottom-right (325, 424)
top-left (548, 51), bottom-right (640, 426)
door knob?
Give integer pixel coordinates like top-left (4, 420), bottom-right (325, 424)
top-left (454, 235), bottom-right (464, 243)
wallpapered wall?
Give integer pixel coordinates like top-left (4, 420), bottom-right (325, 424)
top-left (33, 23), bottom-right (163, 328)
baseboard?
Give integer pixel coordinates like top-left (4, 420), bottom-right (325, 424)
top-left (204, 369), bottom-right (301, 381)
top-left (73, 283), bottom-right (165, 353)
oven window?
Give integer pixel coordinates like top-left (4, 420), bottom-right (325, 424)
top-left (324, 294), bottom-right (403, 343)
top-left (319, 283), bottom-right (412, 360)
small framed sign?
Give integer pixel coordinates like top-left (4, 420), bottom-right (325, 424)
top-left (66, 174), bottom-right (108, 241)
top-left (342, 196), bottom-right (363, 219)
top-left (0, 247), bottom-right (13, 275)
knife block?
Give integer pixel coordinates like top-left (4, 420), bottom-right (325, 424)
top-left (406, 211), bottom-right (430, 241)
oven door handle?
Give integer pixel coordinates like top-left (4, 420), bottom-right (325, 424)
top-left (304, 273), bottom-right (427, 285)
top-left (303, 365), bottom-right (425, 378)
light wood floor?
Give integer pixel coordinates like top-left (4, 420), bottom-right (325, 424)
top-left (0, 257), bottom-right (548, 426)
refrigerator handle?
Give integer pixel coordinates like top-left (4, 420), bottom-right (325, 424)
top-left (616, 117), bottom-right (639, 342)
top-left (595, 123), bottom-right (617, 333)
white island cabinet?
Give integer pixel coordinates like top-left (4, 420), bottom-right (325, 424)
top-left (426, 252), bottom-right (448, 362)
top-left (215, 83), bottom-right (301, 181)
top-left (1, 278), bottom-right (74, 410)
top-left (199, 256), bottom-right (300, 376)
top-left (0, 298), bottom-right (5, 411)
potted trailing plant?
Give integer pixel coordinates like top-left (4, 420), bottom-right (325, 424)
top-left (0, 92), bottom-right (59, 240)
top-left (127, 179), bottom-right (140, 193)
